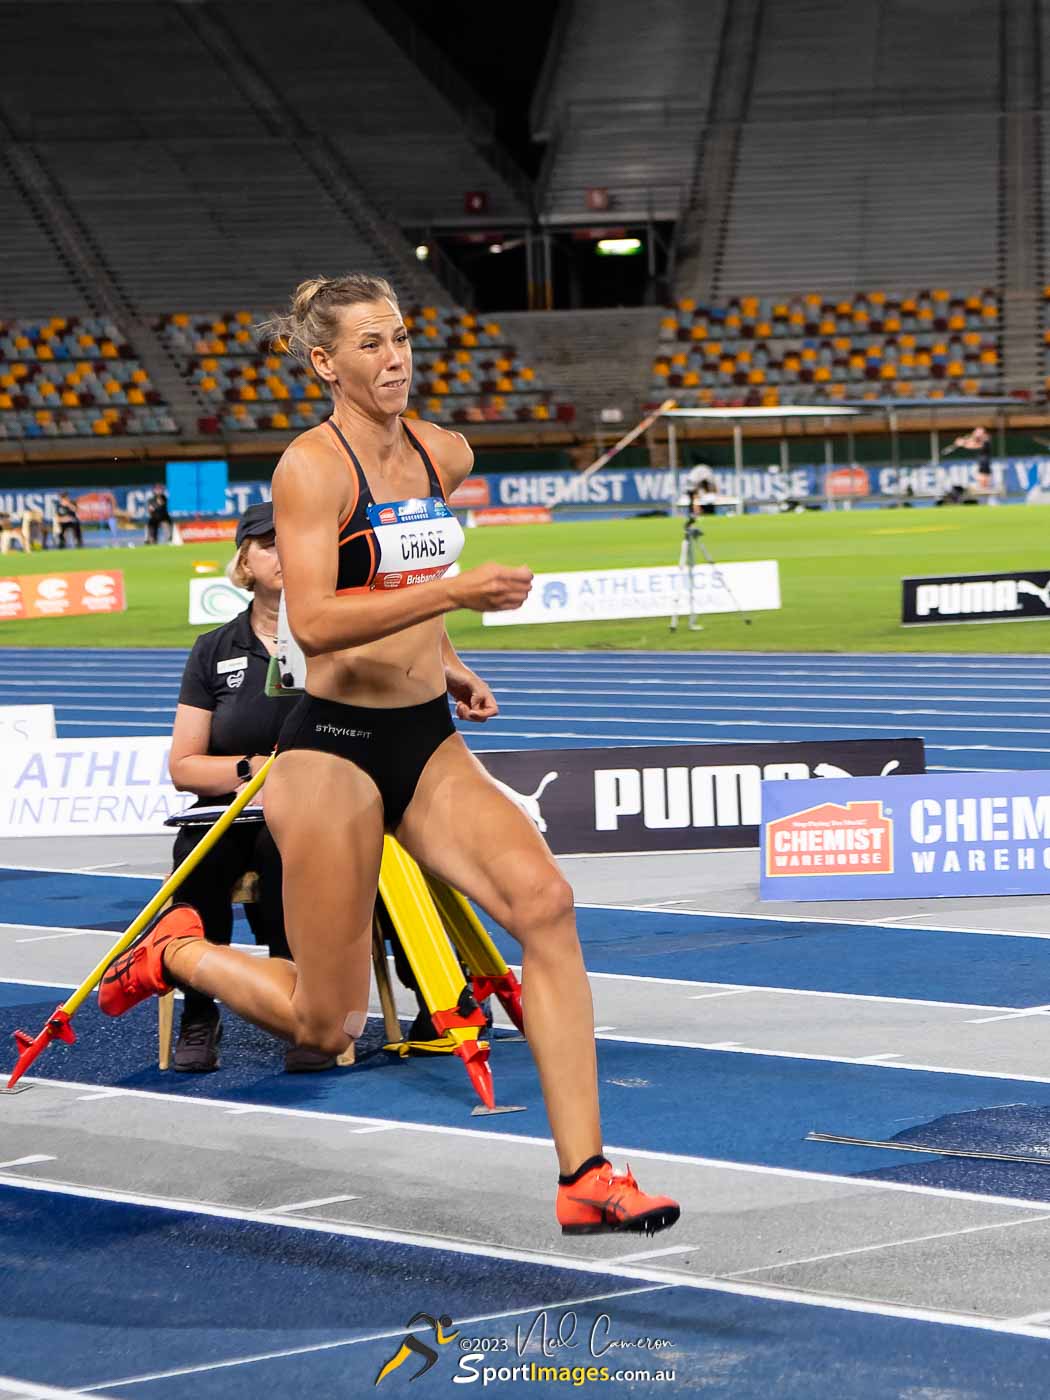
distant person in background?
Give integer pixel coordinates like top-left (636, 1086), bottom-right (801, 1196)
top-left (0, 511), bottom-right (22, 554)
top-left (20, 508), bottom-right (47, 551)
top-left (951, 426), bottom-right (998, 501)
top-left (53, 493), bottom-right (83, 549)
top-left (145, 485), bottom-right (171, 544)
top-left (101, 493), bottom-right (119, 542)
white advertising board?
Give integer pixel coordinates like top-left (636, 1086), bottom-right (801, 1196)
top-left (482, 561), bottom-right (780, 626)
top-left (189, 577), bottom-right (251, 626)
top-left (0, 704), bottom-right (56, 744)
top-left (0, 735), bottom-right (195, 837)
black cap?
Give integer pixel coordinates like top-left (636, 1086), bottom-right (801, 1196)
top-left (235, 502), bottom-right (274, 547)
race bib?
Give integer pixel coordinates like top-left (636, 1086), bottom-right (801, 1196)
top-left (366, 497), bottom-right (464, 590)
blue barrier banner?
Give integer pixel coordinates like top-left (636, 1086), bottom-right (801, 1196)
top-left (1, 455), bottom-right (1049, 525)
top-left (760, 771), bottom-right (1050, 901)
top-left (452, 458), bottom-right (1050, 510)
top-left (0, 482), bottom-right (271, 523)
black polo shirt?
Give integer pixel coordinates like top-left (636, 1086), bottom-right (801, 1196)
top-left (178, 606), bottom-right (296, 768)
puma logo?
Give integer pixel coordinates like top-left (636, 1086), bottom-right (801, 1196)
top-left (492, 772), bottom-right (559, 832)
top-left (1017, 579), bottom-right (1050, 610)
top-left (813, 760), bottom-right (900, 780)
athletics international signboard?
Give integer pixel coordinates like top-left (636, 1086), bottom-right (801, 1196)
top-left (0, 736), bottom-right (195, 837)
top-left (482, 737), bottom-right (924, 854)
top-left (902, 570), bottom-right (1050, 626)
top-left (761, 770), bottom-right (1050, 901)
top-left (482, 561), bottom-right (780, 626)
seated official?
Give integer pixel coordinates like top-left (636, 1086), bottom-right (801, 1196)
top-left (169, 502), bottom-right (329, 1073)
top-left (53, 493), bottom-right (83, 548)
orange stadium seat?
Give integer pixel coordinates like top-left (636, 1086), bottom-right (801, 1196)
top-left (155, 305), bottom-right (573, 434)
top-left (647, 289), bottom-right (1002, 409)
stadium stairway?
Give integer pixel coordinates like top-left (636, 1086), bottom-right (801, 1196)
top-left (0, 139), bottom-right (200, 436)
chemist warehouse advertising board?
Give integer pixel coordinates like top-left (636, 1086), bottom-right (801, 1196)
top-left (760, 770), bottom-right (1050, 901)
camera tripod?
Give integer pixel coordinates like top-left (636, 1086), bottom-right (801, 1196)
top-left (669, 516), bottom-right (752, 632)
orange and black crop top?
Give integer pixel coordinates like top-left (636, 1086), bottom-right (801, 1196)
top-left (327, 419), bottom-right (465, 595)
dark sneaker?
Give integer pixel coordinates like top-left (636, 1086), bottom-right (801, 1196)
top-left (174, 1015), bottom-right (222, 1073)
top-left (283, 1045), bottom-right (337, 1073)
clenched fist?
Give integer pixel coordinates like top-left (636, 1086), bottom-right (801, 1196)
top-left (449, 562), bottom-right (533, 613)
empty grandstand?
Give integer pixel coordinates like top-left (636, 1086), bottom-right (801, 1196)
top-left (0, 0), bottom-right (1047, 452)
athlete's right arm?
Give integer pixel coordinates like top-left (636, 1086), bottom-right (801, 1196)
top-left (273, 446), bottom-right (532, 655)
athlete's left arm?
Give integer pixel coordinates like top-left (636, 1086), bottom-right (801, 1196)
top-left (414, 421), bottom-right (496, 718)
top-left (442, 632), bottom-right (498, 722)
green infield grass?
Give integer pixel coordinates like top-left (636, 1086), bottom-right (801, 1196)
top-left (0, 504), bottom-right (1047, 652)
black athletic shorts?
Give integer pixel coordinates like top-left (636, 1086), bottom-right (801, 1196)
top-left (276, 691), bottom-right (455, 829)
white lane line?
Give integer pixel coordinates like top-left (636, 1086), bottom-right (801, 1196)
top-left (687, 989), bottom-right (754, 1002)
top-left (0, 976), bottom-right (77, 990)
top-left (15, 932), bottom-right (101, 945)
top-left (80, 1285), bottom-right (667, 1392)
top-left (0, 865), bottom-right (155, 882)
top-left (725, 1211), bottom-right (1050, 1278)
top-left (0, 964), bottom-right (1030, 1017)
top-left (27, 1073), bottom-right (1050, 1216)
top-left (6, 1173), bottom-right (1050, 1348)
top-left (0, 705), bottom-right (175, 714)
top-left (968, 1005), bottom-right (1050, 1025)
top-left (604, 1243), bottom-right (697, 1264)
top-left (350, 1125), bottom-right (397, 1135)
top-left (74, 1090), bottom-right (124, 1103)
top-left (0, 1154), bottom-right (56, 1169)
top-left (593, 1024), bottom-right (617, 1031)
top-left (225, 1107), bottom-right (274, 1116)
top-left (581, 901), bottom-right (1050, 943)
top-left (0, 1375), bottom-right (118, 1400)
top-left (0, 681), bottom-right (180, 691)
top-left (853, 1054), bottom-right (902, 1063)
top-left (269, 1194), bottom-right (359, 1213)
top-left (59, 722), bottom-right (172, 730)
top-left (593, 1031), bottom-right (1050, 1085)
top-left (493, 682), bottom-right (1050, 702)
top-left (494, 697), bottom-right (1050, 721)
top-left (455, 712), bottom-right (1050, 737)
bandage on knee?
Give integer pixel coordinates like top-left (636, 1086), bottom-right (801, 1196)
top-left (343, 1010), bottom-right (367, 1039)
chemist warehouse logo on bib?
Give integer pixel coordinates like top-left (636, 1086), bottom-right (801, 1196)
top-left (766, 800), bottom-right (893, 877)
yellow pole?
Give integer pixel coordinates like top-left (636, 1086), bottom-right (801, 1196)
top-left (7, 754), bottom-right (276, 1088)
top-left (68, 753), bottom-right (276, 1016)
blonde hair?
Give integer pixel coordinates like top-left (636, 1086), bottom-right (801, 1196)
top-left (260, 273), bottom-right (400, 377)
top-left (225, 543), bottom-right (255, 592)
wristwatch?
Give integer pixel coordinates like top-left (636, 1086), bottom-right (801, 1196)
top-left (235, 755), bottom-right (253, 782)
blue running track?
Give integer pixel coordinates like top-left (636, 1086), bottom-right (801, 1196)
top-left (1, 647), bottom-right (1050, 770)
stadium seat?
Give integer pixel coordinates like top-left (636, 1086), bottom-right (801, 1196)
top-left (155, 304), bottom-right (572, 432)
top-left (649, 288), bottom-right (1003, 408)
top-left (0, 317), bottom-right (173, 438)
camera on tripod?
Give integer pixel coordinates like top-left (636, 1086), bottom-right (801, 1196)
top-left (676, 466), bottom-right (717, 526)
top-left (669, 466), bottom-right (752, 633)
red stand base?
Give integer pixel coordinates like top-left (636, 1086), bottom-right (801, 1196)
top-left (472, 971), bottom-right (524, 1033)
top-left (7, 1007), bottom-right (76, 1090)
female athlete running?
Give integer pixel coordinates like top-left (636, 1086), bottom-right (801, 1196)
top-left (101, 274), bottom-right (679, 1236)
